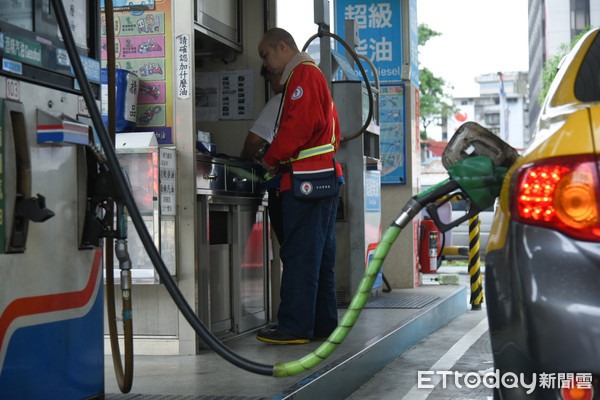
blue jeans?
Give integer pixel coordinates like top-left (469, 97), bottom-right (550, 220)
top-left (276, 186), bottom-right (340, 338)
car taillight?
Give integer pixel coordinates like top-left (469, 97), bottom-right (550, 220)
top-left (561, 383), bottom-right (594, 400)
top-left (511, 154), bottom-right (600, 241)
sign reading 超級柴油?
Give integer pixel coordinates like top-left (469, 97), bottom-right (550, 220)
top-left (335, 1), bottom-right (402, 83)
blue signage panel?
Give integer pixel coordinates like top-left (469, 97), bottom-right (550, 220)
top-left (335, 1), bottom-right (403, 83)
top-left (409, 0), bottom-right (419, 87)
top-left (101, 0), bottom-right (155, 11)
top-left (380, 83), bottom-right (406, 185)
top-left (364, 170), bottom-right (381, 212)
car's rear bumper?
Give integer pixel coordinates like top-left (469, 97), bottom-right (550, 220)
top-left (485, 220), bottom-right (600, 375)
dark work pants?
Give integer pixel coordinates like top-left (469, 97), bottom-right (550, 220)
top-left (267, 188), bottom-right (283, 244)
top-left (276, 187), bottom-right (340, 339)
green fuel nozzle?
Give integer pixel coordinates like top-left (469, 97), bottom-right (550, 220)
top-left (412, 155), bottom-right (511, 234)
top-left (420, 122), bottom-right (519, 233)
top-left (447, 155), bottom-right (508, 212)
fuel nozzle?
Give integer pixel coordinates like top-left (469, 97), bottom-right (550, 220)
top-left (15, 193), bottom-right (55, 223)
top-left (419, 122), bottom-right (520, 233)
top-left (442, 122), bottom-right (519, 171)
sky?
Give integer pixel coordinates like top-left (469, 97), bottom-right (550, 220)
top-left (277, 0), bottom-right (530, 97)
top-left (276, 1), bottom-right (328, 48)
top-left (417, 0), bottom-right (529, 97)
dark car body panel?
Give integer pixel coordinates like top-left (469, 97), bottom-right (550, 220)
top-left (486, 220), bottom-right (600, 373)
top-left (484, 26), bottom-right (600, 400)
top-left (486, 221), bottom-right (600, 399)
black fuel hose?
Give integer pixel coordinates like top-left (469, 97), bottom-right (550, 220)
top-left (302, 30), bottom-right (374, 143)
top-left (357, 53), bottom-right (380, 94)
top-left (103, 0), bottom-right (134, 393)
top-left (50, 0), bottom-right (274, 376)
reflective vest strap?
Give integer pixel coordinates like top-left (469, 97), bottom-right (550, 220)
top-left (302, 61), bottom-right (320, 70)
top-left (331, 102), bottom-right (337, 147)
top-left (281, 143), bottom-right (335, 164)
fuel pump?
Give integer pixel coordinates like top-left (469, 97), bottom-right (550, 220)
top-left (0, 1), bottom-right (106, 398)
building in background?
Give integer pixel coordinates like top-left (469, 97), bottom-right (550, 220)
top-left (528, 0), bottom-right (600, 130)
top-left (445, 71), bottom-right (529, 151)
top-left (422, 71), bottom-right (528, 167)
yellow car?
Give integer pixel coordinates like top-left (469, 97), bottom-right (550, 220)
top-left (485, 27), bottom-right (600, 399)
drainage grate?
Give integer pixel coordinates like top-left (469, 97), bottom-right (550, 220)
top-left (362, 294), bottom-right (439, 309)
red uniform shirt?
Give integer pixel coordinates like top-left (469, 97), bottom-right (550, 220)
top-left (263, 59), bottom-right (341, 190)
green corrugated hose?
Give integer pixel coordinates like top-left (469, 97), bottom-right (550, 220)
top-left (272, 157), bottom-right (510, 376)
top-left (273, 224), bottom-right (402, 376)
top-left (272, 178), bottom-right (461, 376)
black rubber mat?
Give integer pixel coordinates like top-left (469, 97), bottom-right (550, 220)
top-left (362, 294), bottom-right (439, 309)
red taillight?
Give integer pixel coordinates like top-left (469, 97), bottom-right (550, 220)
top-left (511, 155), bottom-right (600, 241)
top-left (561, 384), bottom-right (594, 400)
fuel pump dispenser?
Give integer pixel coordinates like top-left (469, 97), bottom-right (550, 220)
top-left (332, 79), bottom-right (382, 302)
top-left (0, 1), bottom-right (104, 398)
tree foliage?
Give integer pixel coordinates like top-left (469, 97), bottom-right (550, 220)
top-left (418, 24), bottom-right (440, 46)
top-left (539, 26), bottom-right (591, 105)
top-left (418, 24), bottom-right (456, 139)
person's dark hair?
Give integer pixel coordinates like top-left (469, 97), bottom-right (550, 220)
top-left (262, 27), bottom-right (299, 52)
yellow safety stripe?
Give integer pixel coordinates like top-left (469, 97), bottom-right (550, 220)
top-left (331, 101), bottom-right (337, 147)
top-left (281, 143), bottom-right (335, 164)
top-left (302, 61), bottom-right (320, 69)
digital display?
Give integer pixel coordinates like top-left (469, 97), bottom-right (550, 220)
top-left (0, 0), bottom-right (33, 31)
top-left (0, 0), bottom-right (101, 95)
top-left (0, 0), bottom-right (90, 51)
top-left (60, 0), bottom-right (88, 49)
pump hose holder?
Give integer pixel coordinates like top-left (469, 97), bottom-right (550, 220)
top-left (15, 193), bottom-right (55, 222)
